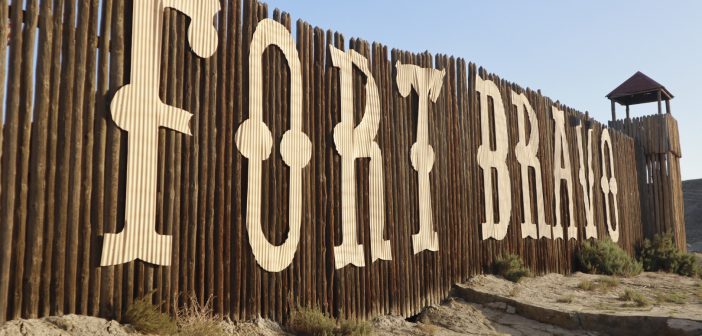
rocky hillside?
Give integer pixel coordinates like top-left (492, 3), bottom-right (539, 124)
top-left (683, 179), bottom-right (702, 252)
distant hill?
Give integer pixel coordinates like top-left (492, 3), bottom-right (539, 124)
top-left (683, 179), bottom-right (702, 251)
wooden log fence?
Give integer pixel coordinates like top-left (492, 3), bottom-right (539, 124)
top-left (0, 0), bottom-right (673, 323)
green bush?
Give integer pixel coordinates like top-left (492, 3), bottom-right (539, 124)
top-left (493, 254), bottom-right (531, 282)
top-left (639, 233), bottom-right (701, 277)
top-left (122, 294), bottom-right (177, 335)
top-left (287, 307), bottom-right (337, 336)
top-left (286, 307), bottom-right (373, 336)
top-left (576, 239), bottom-right (642, 277)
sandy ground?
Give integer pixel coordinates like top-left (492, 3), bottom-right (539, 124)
top-left (464, 272), bottom-right (702, 320)
top-left (0, 303), bottom-right (593, 336)
top-left (0, 315), bottom-right (290, 336)
top-left (1, 272), bottom-right (700, 335)
top-left (371, 298), bottom-right (599, 336)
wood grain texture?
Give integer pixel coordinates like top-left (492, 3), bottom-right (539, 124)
top-left (0, 0), bottom-right (679, 323)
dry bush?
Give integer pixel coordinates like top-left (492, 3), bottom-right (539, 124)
top-left (286, 307), bottom-right (373, 336)
top-left (338, 319), bottom-right (373, 336)
top-left (619, 289), bottom-right (651, 307)
top-left (577, 277), bottom-right (620, 291)
top-left (123, 293), bottom-right (177, 335)
top-left (173, 295), bottom-right (226, 336)
top-left (654, 292), bottom-right (687, 304)
top-left (577, 280), bottom-right (596, 291)
top-left (287, 307), bottom-right (337, 336)
top-left (597, 276), bottom-right (620, 288)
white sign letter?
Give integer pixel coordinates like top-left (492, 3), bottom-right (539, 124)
top-left (235, 19), bottom-right (312, 272)
top-left (552, 107), bottom-right (576, 240)
top-left (101, 0), bottom-right (220, 266)
top-left (511, 92), bottom-right (548, 239)
top-left (576, 122), bottom-right (597, 239)
top-left (475, 75), bottom-right (511, 240)
top-left (600, 129), bottom-right (620, 242)
top-left (331, 46), bottom-right (391, 269)
top-left (396, 62), bottom-right (444, 254)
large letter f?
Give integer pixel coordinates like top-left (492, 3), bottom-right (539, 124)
top-left (101, 0), bottom-right (220, 266)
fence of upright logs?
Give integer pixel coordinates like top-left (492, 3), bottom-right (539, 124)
top-left (0, 0), bottom-right (650, 323)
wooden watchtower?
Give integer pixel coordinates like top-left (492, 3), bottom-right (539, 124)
top-left (608, 72), bottom-right (686, 251)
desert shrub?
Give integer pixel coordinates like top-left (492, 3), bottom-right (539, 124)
top-left (576, 239), bottom-right (642, 277)
top-left (287, 307), bottom-right (337, 336)
top-left (654, 292), bottom-right (686, 304)
top-left (174, 295), bottom-right (226, 336)
top-left (577, 277), bottom-right (619, 291)
top-left (619, 288), bottom-right (651, 307)
top-left (493, 254), bottom-right (531, 282)
top-left (639, 233), bottom-right (701, 277)
top-left (338, 319), bottom-right (373, 336)
top-left (286, 307), bottom-right (373, 336)
top-left (577, 280), bottom-right (596, 291)
top-left (597, 276), bottom-right (621, 288)
top-left (123, 294), bottom-right (177, 335)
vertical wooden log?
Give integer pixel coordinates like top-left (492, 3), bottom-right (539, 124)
top-left (78, 0), bottom-right (100, 315)
top-left (170, 11), bottom-right (186, 315)
top-left (0, 0), bottom-right (27, 322)
top-left (23, 0), bottom-right (55, 318)
top-left (611, 100), bottom-right (616, 121)
top-left (380, 44), bottom-right (397, 315)
top-left (89, 0), bottom-right (113, 316)
top-left (196, 32), bottom-right (209, 305)
top-left (657, 90), bottom-right (662, 115)
top-left (40, 0), bottom-right (66, 317)
top-left (214, 0), bottom-right (229, 316)
top-left (223, 0), bottom-right (238, 318)
top-left (205, 0), bottom-right (218, 310)
top-left (102, 0), bottom-right (125, 318)
top-left (179, 11), bottom-right (193, 309)
top-left (51, 0), bottom-right (78, 315)
top-left (10, 0), bottom-right (40, 320)
top-left (325, 29), bottom-right (338, 317)
top-left (306, 20), bottom-right (315, 316)
top-left (65, 0), bottom-right (93, 314)
top-left (312, 27), bottom-right (327, 314)
top-left (187, 20), bottom-right (201, 310)
top-left (0, 0), bottom-right (7, 243)
top-left (232, 0), bottom-right (246, 320)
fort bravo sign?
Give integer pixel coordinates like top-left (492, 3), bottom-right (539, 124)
top-left (102, 3), bottom-right (622, 270)
top-left (0, 0), bottom-right (684, 323)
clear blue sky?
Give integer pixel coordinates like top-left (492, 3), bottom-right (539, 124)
top-left (265, 0), bottom-right (702, 180)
